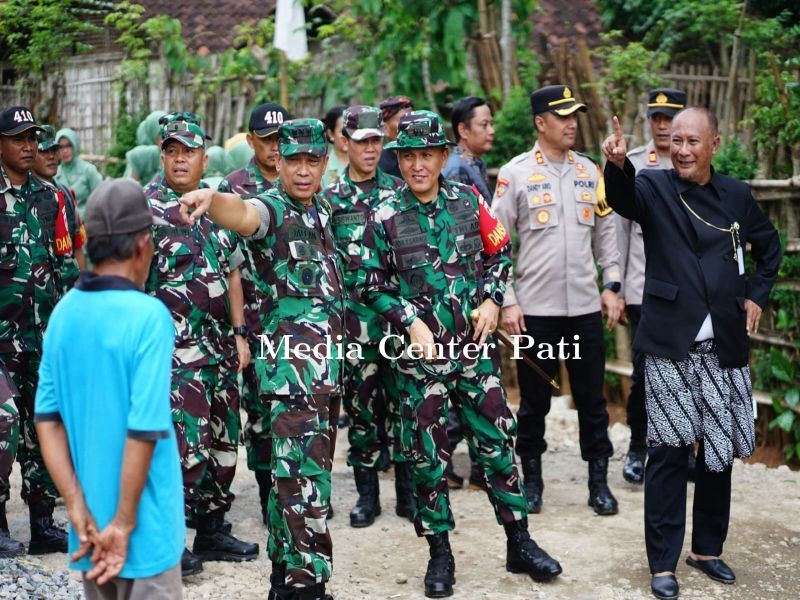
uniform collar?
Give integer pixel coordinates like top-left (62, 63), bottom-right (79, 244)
top-left (276, 180), bottom-right (323, 214)
top-left (153, 175), bottom-right (208, 201)
top-left (532, 141), bottom-right (576, 170)
top-left (0, 162), bottom-right (37, 194)
top-left (246, 157), bottom-right (267, 186)
top-left (75, 271), bottom-right (141, 292)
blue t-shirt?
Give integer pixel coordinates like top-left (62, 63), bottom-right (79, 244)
top-left (35, 272), bottom-right (184, 578)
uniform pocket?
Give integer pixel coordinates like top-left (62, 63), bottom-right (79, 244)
top-left (575, 188), bottom-right (596, 226)
top-left (398, 394), bottom-right (420, 460)
top-left (644, 278), bottom-right (679, 300)
top-left (156, 235), bottom-right (197, 282)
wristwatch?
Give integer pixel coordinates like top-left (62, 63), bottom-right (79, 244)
top-left (484, 289), bottom-right (504, 306)
top-left (233, 325), bottom-right (248, 337)
top-left (603, 281), bottom-right (621, 293)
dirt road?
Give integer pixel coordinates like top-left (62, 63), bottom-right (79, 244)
top-left (6, 398), bottom-right (799, 599)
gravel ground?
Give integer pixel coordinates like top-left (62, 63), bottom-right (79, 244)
top-left (2, 397), bottom-right (799, 599)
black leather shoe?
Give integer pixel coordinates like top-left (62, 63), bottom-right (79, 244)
top-left (255, 469), bottom-right (272, 525)
top-left (651, 574), bottom-right (679, 599)
top-left (394, 462), bottom-right (416, 521)
top-left (350, 467), bottom-right (381, 528)
top-left (181, 547), bottom-right (203, 577)
top-left (521, 456), bottom-right (543, 514)
top-left (444, 458), bottom-right (464, 489)
top-left (467, 462), bottom-right (488, 492)
top-left (28, 515), bottom-right (68, 555)
top-left (588, 458), bottom-right (618, 515)
top-left (193, 514), bottom-right (259, 561)
top-left (623, 449), bottom-right (646, 484)
top-left (686, 556), bottom-right (735, 583)
top-left (424, 532), bottom-right (455, 598)
top-left (504, 520), bottom-right (562, 582)
top-left (186, 516), bottom-right (232, 532)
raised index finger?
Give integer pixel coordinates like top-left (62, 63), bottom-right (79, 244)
top-left (612, 115), bottom-right (622, 140)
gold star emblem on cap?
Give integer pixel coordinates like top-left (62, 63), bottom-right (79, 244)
top-left (656, 92), bottom-right (668, 104)
top-left (564, 87), bottom-right (572, 99)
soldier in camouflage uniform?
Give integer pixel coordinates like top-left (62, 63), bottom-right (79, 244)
top-left (33, 125), bottom-right (87, 282)
top-left (144, 112), bottom-right (258, 575)
top-left (360, 110), bottom-right (562, 598)
top-left (0, 106), bottom-right (70, 556)
top-left (180, 119), bottom-right (344, 600)
top-left (321, 105), bottom-right (414, 529)
top-left (218, 102), bottom-right (289, 522)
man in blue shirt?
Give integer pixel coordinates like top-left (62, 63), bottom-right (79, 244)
top-left (35, 178), bottom-right (185, 596)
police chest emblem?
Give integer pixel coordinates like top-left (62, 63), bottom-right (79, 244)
top-left (543, 193), bottom-right (553, 204)
top-left (528, 172), bottom-right (547, 183)
top-left (535, 209), bottom-right (550, 225)
top-left (648, 151), bottom-right (658, 164)
top-left (581, 191), bottom-right (592, 202)
top-left (582, 207), bottom-right (591, 221)
top-left (530, 195), bottom-right (541, 206)
top-left (496, 178), bottom-right (509, 198)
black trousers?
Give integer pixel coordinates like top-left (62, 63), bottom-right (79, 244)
top-left (645, 443), bottom-right (731, 573)
top-left (625, 304), bottom-right (647, 451)
top-left (516, 312), bottom-right (613, 461)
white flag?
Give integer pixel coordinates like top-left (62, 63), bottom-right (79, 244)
top-left (273, 0), bottom-right (308, 62)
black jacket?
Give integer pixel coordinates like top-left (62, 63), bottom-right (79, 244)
top-left (605, 159), bottom-right (782, 368)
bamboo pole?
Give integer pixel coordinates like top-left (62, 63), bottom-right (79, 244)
top-left (722, 1), bottom-right (748, 139)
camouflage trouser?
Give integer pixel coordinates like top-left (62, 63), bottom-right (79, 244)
top-left (0, 352), bottom-right (58, 508)
top-left (0, 359), bottom-right (20, 504)
top-left (171, 358), bottom-right (241, 519)
top-left (242, 339), bottom-right (271, 472)
top-left (267, 394), bottom-right (334, 587)
top-left (395, 349), bottom-right (528, 536)
top-left (343, 343), bottom-right (405, 469)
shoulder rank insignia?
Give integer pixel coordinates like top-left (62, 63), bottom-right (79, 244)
top-left (567, 151), bottom-right (575, 163)
top-left (594, 168), bottom-right (612, 217)
top-left (534, 150), bottom-right (544, 165)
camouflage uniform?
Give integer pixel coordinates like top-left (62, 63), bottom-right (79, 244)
top-left (145, 172), bottom-right (245, 520)
top-left (322, 165), bottom-right (405, 469)
top-left (218, 158), bottom-right (275, 478)
top-left (0, 161), bottom-right (66, 509)
top-left (0, 360), bottom-right (19, 505)
top-left (360, 113), bottom-right (528, 536)
top-left (242, 119), bottom-right (345, 587)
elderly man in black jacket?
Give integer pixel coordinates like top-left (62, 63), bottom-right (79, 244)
top-left (602, 108), bottom-right (782, 600)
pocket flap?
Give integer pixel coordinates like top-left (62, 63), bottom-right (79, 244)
top-left (644, 278), bottom-right (679, 300)
top-left (289, 240), bottom-right (322, 261)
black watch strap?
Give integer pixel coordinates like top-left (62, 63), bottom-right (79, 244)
top-left (603, 281), bottom-right (621, 293)
top-left (233, 325), bottom-right (248, 337)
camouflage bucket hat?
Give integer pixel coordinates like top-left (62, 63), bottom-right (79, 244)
top-left (159, 112), bottom-right (208, 149)
top-left (384, 110), bottom-right (455, 150)
top-left (279, 118), bottom-right (328, 158)
top-left (343, 105), bottom-right (384, 141)
top-left (37, 124), bottom-right (58, 151)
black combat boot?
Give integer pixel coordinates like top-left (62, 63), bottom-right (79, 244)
top-left (349, 467), bottom-right (381, 528)
top-left (394, 461), bottom-right (415, 521)
top-left (181, 547), bottom-right (203, 576)
top-left (255, 469), bottom-right (272, 525)
top-left (521, 456), bottom-right (543, 514)
top-left (0, 502), bottom-right (24, 558)
top-left (192, 511), bottom-right (260, 561)
top-left (504, 519), bottom-right (562, 582)
top-left (28, 501), bottom-right (67, 555)
top-left (423, 532), bottom-right (455, 598)
top-left (296, 583), bottom-right (333, 600)
top-left (268, 562), bottom-right (295, 600)
top-left (587, 458), bottom-right (618, 515)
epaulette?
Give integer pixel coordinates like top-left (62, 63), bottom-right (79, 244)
top-left (573, 150), bottom-right (599, 166)
top-left (627, 145), bottom-right (647, 157)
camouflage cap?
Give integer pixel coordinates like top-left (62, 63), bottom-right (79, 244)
top-left (159, 112), bottom-right (208, 149)
top-left (384, 110), bottom-right (455, 150)
top-left (343, 105), bottom-right (384, 141)
top-left (279, 118), bottom-right (328, 158)
top-left (37, 124), bottom-right (58, 151)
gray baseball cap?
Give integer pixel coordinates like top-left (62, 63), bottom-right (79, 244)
top-left (85, 178), bottom-right (167, 237)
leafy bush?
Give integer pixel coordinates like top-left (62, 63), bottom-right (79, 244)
top-left (484, 87), bottom-right (534, 167)
top-left (713, 137), bottom-right (758, 179)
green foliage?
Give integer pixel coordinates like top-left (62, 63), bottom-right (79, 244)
top-left (596, 0), bottom-right (742, 64)
top-left (713, 137), bottom-right (758, 179)
top-left (484, 87), bottom-right (534, 167)
top-left (0, 0), bottom-right (98, 79)
top-left (105, 96), bottom-right (142, 178)
top-left (592, 31), bottom-right (668, 116)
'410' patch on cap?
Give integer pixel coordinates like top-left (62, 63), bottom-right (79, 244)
top-left (0, 106), bottom-right (44, 136)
